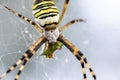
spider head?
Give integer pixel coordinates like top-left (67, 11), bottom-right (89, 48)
top-left (44, 28), bottom-right (60, 44)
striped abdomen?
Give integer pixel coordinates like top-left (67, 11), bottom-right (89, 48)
top-left (32, 0), bottom-right (59, 30)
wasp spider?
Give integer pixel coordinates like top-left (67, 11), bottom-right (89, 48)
top-left (0, 0), bottom-right (96, 80)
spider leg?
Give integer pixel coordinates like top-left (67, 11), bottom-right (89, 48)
top-left (14, 59), bottom-right (27, 80)
top-left (58, 34), bottom-right (96, 80)
top-left (14, 54), bottom-right (33, 80)
top-left (59, 19), bottom-right (86, 32)
top-left (44, 41), bottom-right (49, 50)
top-left (4, 6), bottom-right (43, 33)
top-left (0, 35), bottom-right (46, 80)
top-left (79, 58), bottom-right (87, 80)
top-left (0, 57), bottom-right (25, 79)
top-left (14, 35), bottom-right (46, 80)
top-left (57, 0), bottom-right (69, 27)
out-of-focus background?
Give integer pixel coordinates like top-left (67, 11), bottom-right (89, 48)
top-left (0, 0), bottom-right (120, 80)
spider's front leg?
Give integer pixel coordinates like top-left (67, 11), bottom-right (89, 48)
top-left (58, 34), bottom-right (96, 80)
top-left (0, 35), bottom-right (46, 80)
top-left (4, 6), bottom-right (43, 33)
top-left (57, 0), bottom-right (69, 27)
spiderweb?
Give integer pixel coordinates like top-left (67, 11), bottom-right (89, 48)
top-left (0, 0), bottom-right (96, 80)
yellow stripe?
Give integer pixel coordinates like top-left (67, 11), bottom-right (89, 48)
top-left (23, 53), bottom-right (28, 58)
top-left (32, 1), bottom-right (55, 10)
top-left (84, 78), bottom-right (87, 80)
top-left (86, 63), bottom-right (91, 69)
top-left (38, 13), bottom-right (58, 19)
top-left (34, 8), bottom-right (58, 17)
top-left (82, 55), bottom-right (86, 59)
top-left (91, 71), bottom-right (95, 76)
top-left (80, 59), bottom-right (83, 63)
top-left (10, 66), bottom-right (14, 71)
top-left (20, 65), bottom-right (25, 71)
top-left (82, 68), bottom-right (86, 74)
top-left (25, 57), bottom-right (29, 61)
top-left (16, 60), bottom-right (22, 65)
top-left (15, 75), bottom-right (19, 79)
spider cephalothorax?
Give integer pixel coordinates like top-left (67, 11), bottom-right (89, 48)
top-left (43, 28), bottom-right (60, 43)
top-left (0, 0), bottom-right (96, 80)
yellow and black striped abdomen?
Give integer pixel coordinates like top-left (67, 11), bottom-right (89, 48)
top-left (32, 0), bottom-right (59, 30)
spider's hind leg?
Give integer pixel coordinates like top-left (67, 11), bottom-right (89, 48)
top-left (76, 56), bottom-right (87, 80)
top-left (0, 55), bottom-right (25, 79)
top-left (0, 51), bottom-right (34, 80)
top-left (77, 51), bottom-right (96, 80)
top-left (14, 59), bottom-right (27, 80)
top-left (0, 36), bottom-right (46, 80)
top-left (58, 34), bottom-right (96, 80)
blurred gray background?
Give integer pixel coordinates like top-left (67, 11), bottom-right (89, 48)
top-left (0, 0), bottom-right (120, 80)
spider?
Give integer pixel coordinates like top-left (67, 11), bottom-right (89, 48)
top-left (0, 0), bottom-right (96, 80)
